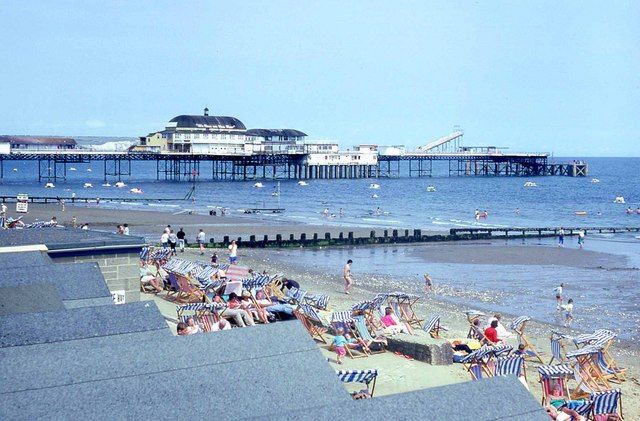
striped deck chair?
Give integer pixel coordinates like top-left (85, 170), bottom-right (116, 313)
top-left (286, 286), bottom-right (307, 304)
top-left (176, 275), bottom-right (205, 303)
top-left (330, 311), bottom-right (368, 358)
top-left (561, 400), bottom-right (593, 419)
top-left (510, 315), bottom-right (544, 364)
top-left (567, 346), bottom-right (610, 397)
top-left (594, 350), bottom-right (626, 383)
top-left (304, 293), bottom-right (329, 311)
top-left (538, 364), bottom-right (573, 405)
top-left (336, 369), bottom-right (379, 398)
top-left (495, 355), bottom-right (527, 384)
top-left (295, 303), bottom-right (329, 344)
top-left (139, 246), bottom-right (150, 261)
top-left (590, 389), bottom-right (622, 420)
top-left (592, 330), bottom-right (626, 382)
top-left (465, 310), bottom-right (488, 341)
top-left (353, 315), bottom-right (386, 354)
top-left (265, 278), bottom-right (286, 301)
top-left (225, 265), bottom-right (250, 281)
top-left (549, 331), bottom-right (571, 364)
top-left (388, 292), bottom-right (423, 330)
top-left (460, 346), bottom-right (494, 380)
top-left (422, 315), bottom-right (447, 339)
top-left (389, 301), bottom-right (414, 335)
top-left (165, 272), bottom-right (181, 301)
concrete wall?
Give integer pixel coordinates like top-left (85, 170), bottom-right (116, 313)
top-left (51, 251), bottom-right (140, 303)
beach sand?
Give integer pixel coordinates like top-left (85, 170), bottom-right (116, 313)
top-left (144, 246), bottom-right (640, 419)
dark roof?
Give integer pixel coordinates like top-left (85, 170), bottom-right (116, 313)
top-left (0, 136), bottom-right (76, 146)
top-left (0, 228), bottom-right (146, 251)
top-left (0, 283), bottom-right (64, 316)
top-left (0, 320), bottom-right (350, 419)
top-left (281, 376), bottom-right (548, 420)
top-left (0, 263), bottom-right (112, 306)
top-left (0, 301), bottom-right (168, 348)
top-left (169, 115), bottom-right (246, 130)
top-left (0, 251), bottom-right (52, 269)
top-left (246, 128), bottom-right (307, 138)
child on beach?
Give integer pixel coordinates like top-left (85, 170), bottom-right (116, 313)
top-left (553, 283), bottom-right (564, 310)
top-left (558, 229), bottom-right (565, 247)
top-left (424, 274), bottom-right (433, 293)
top-left (561, 299), bottom-right (574, 327)
top-left (577, 231), bottom-right (585, 249)
top-left (331, 328), bottom-right (348, 364)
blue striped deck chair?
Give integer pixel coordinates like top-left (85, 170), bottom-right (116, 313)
top-left (139, 246), bottom-right (150, 261)
top-left (490, 343), bottom-right (513, 358)
top-left (287, 286), bottom-right (307, 304)
top-left (567, 345), bottom-right (610, 397)
top-left (294, 303), bottom-right (328, 344)
top-left (510, 315), bottom-right (544, 364)
top-left (165, 272), bottom-right (182, 301)
top-left (422, 315), bottom-right (448, 339)
top-left (353, 315), bottom-right (386, 354)
top-left (561, 400), bottom-right (593, 418)
top-left (591, 330), bottom-right (626, 382)
top-left (460, 346), bottom-right (494, 380)
top-left (304, 293), bottom-right (329, 311)
top-left (495, 355), bottom-right (526, 382)
top-left (330, 311), bottom-right (368, 358)
top-left (549, 331), bottom-right (570, 364)
top-left (538, 364), bottom-right (573, 405)
top-left (591, 389), bottom-right (622, 419)
top-left (336, 369), bottom-right (379, 397)
top-left (387, 292), bottom-right (423, 331)
top-left (595, 350), bottom-right (626, 383)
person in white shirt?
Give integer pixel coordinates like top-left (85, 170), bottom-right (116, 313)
top-left (485, 314), bottom-right (513, 339)
top-left (228, 240), bottom-right (238, 264)
top-left (553, 283), bottom-right (564, 310)
top-left (197, 229), bottom-right (206, 255)
top-left (161, 232), bottom-right (169, 249)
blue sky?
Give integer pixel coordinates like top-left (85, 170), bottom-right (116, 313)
top-left (1, 1), bottom-right (638, 156)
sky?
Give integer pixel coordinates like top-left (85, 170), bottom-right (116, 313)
top-left (1, 1), bottom-right (638, 156)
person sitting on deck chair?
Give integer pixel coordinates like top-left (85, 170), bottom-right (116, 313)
top-left (186, 317), bottom-right (201, 335)
top-left (240, 290), bottom-right (270, 323)
top-left (177, 322), bottom-right (189, 336)
top-left (380, 306), bottom-right (409, 334)
top-left (545, 405), bottom-right (585, 421)
top-left (483, 320), bottom-right (502, 345)
top-left (218, 293), bottom-right (255, 327)
top-left (139, 261), bottom-right (163, 293)
top-left (485, 313), bottom-right (513, 339)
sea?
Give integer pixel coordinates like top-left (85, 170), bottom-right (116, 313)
top-left (1, 152), bottom-right (639, 341)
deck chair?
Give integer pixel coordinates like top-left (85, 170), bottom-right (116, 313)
top-left (568, 346), bottom-right (610, 397)
top-left (336, 369), bottom-right (379, 398)
top-left (561, 400), bottom-right (593, 419)
top-left (590, 389), bottom-right (622, 420)
top-left (330, 311), bottom-right (368, 359)
top-left (388, 292), bottom-right (423, 329)
top-left (549, 331), bottom-right (571, 364)
top-left (422, 315), bottom-right (447, 339)
top-left (594, 350), bottom-right (626, 384)
top-left (295, 303), bottom-right (329, 344)
top-left (510, 316), bottom-right (544, 364)
top-left (592, 330), bottom-right (626, 383)
top-left (304, 293), bottom-right (329, 311)
top-left (224, 264), bottom-right (250, 281)
top-left (495, 355), bottom-right (527, 389)
top-left (176, 275), bottom-right (205, 303)
top-left (352, 315), bottom-right (386, 354)
top-left (460, 346), bottom-right (494, 380)
top-left (165, 272), bottom-right (182, 301)
top-left (538, 364), bottom-right (574, 406)
top-left (465, 310), bottom-right (491, 344)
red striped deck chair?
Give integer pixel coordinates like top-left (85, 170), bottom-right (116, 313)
top-left (224, 265), bottom-right (250, 281)
top-left (538, 364), bottom-right (573, 406)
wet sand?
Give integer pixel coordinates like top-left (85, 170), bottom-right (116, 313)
top-left (406, 242), bottom-right (628, 268)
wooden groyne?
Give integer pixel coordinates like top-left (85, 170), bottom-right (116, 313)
top-left (200, 226), bottom-right (640, 249)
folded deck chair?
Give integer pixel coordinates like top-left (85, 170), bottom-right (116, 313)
top-left (330, 311), bottom-right (368, 359)
top-left (590, 389), bottom-right (622, 420)
top-left (422, 314), bottom-right (448, 339)
top-left (294, 303), bottom-right (329, 344)
top-left (304, 293), bottom-right (329, 311)
top-left (549, 331), bottom-right (571, 364)
top-left (510, 315), bottom-right (544, 364)
top-left (567, 346), bottom-right (610, 397)
top-left (538, 364), bottom-right (574, 406)
top-left (286, 286), bottom-right (307, 304)
top-left (353, 315), bottom-right (386, 354)
top-left (460, 346), bottom-right (494, 380)
top-left (336, 369), bottom-right (379, 398)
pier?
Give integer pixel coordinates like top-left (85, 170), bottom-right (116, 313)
top-left (0, 149), bottom-right (588, 182)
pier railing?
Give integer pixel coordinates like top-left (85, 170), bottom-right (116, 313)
top-left (449, 227), bottom-right (640, 237)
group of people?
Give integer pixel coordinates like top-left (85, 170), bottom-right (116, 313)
top-left (115, 224), bottom-right (130, 235)
top-left (553, 283), bottom-right (574, 326)
top-left (625, 207), bottom-right (640, 214)
top-left (557, 228), bottom-right (585, 249)
top-left (474, 209), bottom-right (489, 219)
top-left (160, 226), bottom-right (186, 255)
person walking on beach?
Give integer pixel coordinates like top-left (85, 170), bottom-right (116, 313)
top-left (161, 231), bottom-right (169, 249)
top-left (558, 228), bottom-right (565, 247)
top-left (176, 227), bottom-right (186, 252)
top-left (577, 231), bottom-right (585, 249)
top-left (343, 259), bottom-right (353, 294)
top-left (197, 229), bottom-right (206, 255)
top-left (553, 283), bottom-right (564, 310)
top-left (168, 230), bottom-right (178, 256)
top-left (561, 299), bottom-right (574, 327)
top-left (228, 240), bottom-right (238, 264)
top-left (424, 273), bottom-right (433, 293)
top-left (0, 203), bottom-right (6, 217)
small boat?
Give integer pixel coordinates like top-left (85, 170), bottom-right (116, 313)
top-left (523, 181), bottom-right (537, 187)
top-left (69, 167), bottom-right (77, 171)
top-left (427, 185), bottom-right (436, 192)
top-left (86, 168), bottom-right (92, 172)
top-left (575, 211), bottom-right (588, 216)
top-left (590, 178), bottom-right (600, 183)
top-left (254, 182), bottom-right (264, 188)
top-left (297, 181), bottom-right (308, 186)
top-left (44, 182), bottom-right (55, 188)
top-left (12, 168), bottom-right (17, 172)
top-left (130, 188), bottom-right (143, 194)
top-left (613, 196), bottom-right (625, 204)
top-left (115, 181), bottom-right (127, 188)
top-left (371, 194), bottom-right (379, 198)
top-left (83, 183), bottom-right (93, 188)
top-left (369, 183), bottom-right (381, 189)
top-left (102, 182), bottom-right (111, 187)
